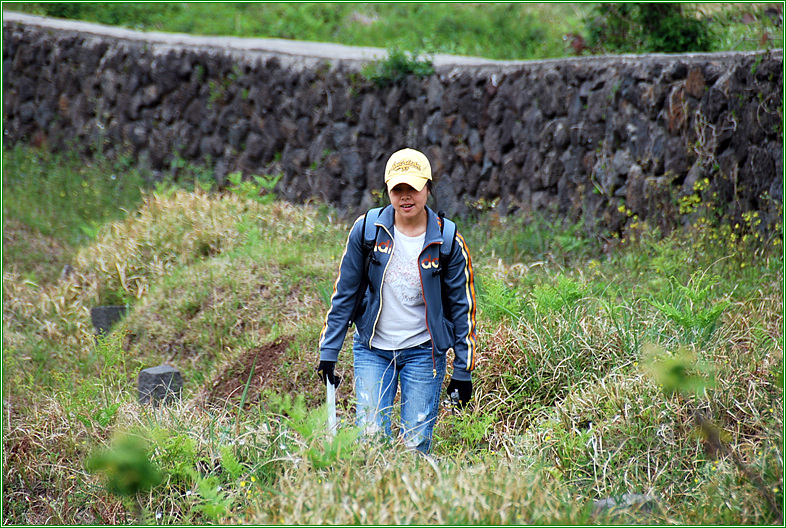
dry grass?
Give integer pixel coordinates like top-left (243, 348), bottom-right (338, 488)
top-left (3, 395), bottom-right (127, 525)
top-left (248, 446), bottom-right (586, 525)
top-left (74, 189), bottom-right (258, 302)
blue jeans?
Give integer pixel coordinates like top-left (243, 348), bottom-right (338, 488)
top-left (353, 334), bottom-right (447, 453)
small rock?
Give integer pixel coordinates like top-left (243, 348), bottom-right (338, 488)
top-left (138, 365), bottom-right (183, 407)
top-left (90, 305), bottom-right (127, 336)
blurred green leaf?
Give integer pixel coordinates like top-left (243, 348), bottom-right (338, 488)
top-left (87, 432), bottom-right (162, 498)
top-left (642, 345), bottom-right (715, 398)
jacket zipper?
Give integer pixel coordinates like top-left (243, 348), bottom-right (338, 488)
top-left (419, 241), bottom-right (441, 378)
top-left (368, 223), bottom-right (393, 347)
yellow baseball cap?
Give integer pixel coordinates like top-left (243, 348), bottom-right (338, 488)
top-left (384, 148), bottom-right (432, 192)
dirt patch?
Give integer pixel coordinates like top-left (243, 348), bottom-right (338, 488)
top-left (199, 336), bottom-right (293, 407)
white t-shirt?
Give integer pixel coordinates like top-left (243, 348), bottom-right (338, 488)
top-left (371, 228), bottom-right (431, 350)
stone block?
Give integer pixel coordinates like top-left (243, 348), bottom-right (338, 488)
top-left (90, 305), bottom-right (127, 336)
top-left (138, 365), bottom-right (183, 406)
top-left (685, 67), bottom-right (706, 98)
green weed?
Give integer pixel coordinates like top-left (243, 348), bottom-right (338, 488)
top-left (362, 47), bottom-right (434, 88)
top-left (87, 431), bottom-right (163, 523)
top-left (532, 274), bottom-right (588, 313)
top-left (226, 171), bottom-right (281, 204)
top-left (648, 271), bottom-right (732, 345)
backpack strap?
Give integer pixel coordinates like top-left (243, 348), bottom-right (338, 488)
top-left (436, 210), bottom-right (458, 320)
top-left (438, 211), bottom-right (456, 261)
top-left (363, 207), bottom-right (383, 248)
top-left (434, 210), bottom-right (456, 276)
top-left (362, 207), bottom-right (384, 273)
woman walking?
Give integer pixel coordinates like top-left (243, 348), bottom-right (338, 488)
top-left (317, 148), bottom-right (477, 454)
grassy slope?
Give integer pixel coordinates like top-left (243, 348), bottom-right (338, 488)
top-left (2, 145), bottom-right (783, 524)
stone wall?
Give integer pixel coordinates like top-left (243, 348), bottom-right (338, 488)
top-left (3, 14), bottom-right (783, 234)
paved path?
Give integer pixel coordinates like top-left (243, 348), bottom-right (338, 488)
top-left (5, 11), bottom-right (777, 73)
top-left (3, 11), bottom-right (518, 68)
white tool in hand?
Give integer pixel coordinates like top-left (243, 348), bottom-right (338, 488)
top-left (326, 380), bottom-right (337, 436)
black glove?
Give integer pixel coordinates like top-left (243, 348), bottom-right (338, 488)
top-left (446, 378), bottom-right (472, 408)
top-left (317, 360), bottom-right (341, 387)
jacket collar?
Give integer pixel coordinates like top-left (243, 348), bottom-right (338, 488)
top-left (376, 205), bottom-right (445, 247)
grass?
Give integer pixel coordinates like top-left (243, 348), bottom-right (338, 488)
top-left (3, 3), bottom-right (782, 59)
top-left (2, 144), bottom-right (783, 524)
top-left (2, 146), bottom-right (145, 284)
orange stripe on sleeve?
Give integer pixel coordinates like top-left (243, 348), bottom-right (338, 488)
top-left (456, 232), bottom-right (478, 370)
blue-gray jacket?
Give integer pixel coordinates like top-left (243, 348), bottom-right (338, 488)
top-left (319, 205), bottom-right (477, 381)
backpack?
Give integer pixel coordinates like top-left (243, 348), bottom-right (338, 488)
top-left (348, 206), bottom-right (457, 326)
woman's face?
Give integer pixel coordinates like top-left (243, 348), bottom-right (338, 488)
top-left (389, 183), bottom-right (429, 222)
